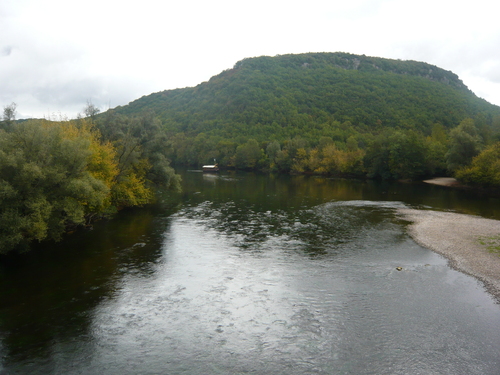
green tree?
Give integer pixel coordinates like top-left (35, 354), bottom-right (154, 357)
top-left (266, 141), bottom-right (281, 170)
top-left (364, 131), bottom-right (394, 179)
top-left (387, 131), bottom-right (427, 180)
top-left (96, 110), bottom-right (180, 202)
top-left (318, 143), bottom-right (365, 176)
top-left (234, 139), bottom-right (263, 169)
top-left (215, 139), bottom-right (237, 168)
top-left (430, 123), bottom-right (447, 145)
top-left (0, 112), bottom-right (184, 254)
top-left (274, 149), bottom-right (292, 172)
top-left (446, 118), bottom-right (482, 173)
top-left (0, 120), bottom-right (114, 253)
top-left (1, 102), bottom-right (17, 129)
top-left (83, 100), bottom-right (100, 122)
top-left (284, 137), bottom-right (308, 161)
top-left (365, 130), bottom-right (428, 180)
top-left (318, 136), bottom-right (334, 150)
top-left (424, 138), bottom-right (447, 176)
top-left (346, 136), bottom-right (358, 151)
top-left (455, 142), bottom-right (500, 187)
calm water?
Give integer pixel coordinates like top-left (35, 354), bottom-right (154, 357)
top-left (1, 172), bottom-right (500, 374)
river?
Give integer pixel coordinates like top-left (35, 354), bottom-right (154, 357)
top-left (0, 172), bottom-right (499, 374)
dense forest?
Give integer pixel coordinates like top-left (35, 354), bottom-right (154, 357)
top-left (0, 103), bottom-right (180, 254)
top-left (3, 52), bottom-right (500, 253)
top-left (108, 52), bottom-right (500, 180)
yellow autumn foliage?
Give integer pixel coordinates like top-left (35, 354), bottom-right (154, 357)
top-left (111, 159), bottom-right (153, 208)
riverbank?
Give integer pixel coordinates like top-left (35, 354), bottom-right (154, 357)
top-left (398, 208), bottom-right (500, 303)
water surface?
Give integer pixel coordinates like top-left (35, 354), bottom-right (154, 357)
top-left (1, 172), bottom-right (499, 374)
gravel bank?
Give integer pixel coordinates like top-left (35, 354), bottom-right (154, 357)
top-left (398, 208), bottom-right (500, 303)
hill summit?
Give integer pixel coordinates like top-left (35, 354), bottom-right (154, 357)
top-left (110, 52), bottom-right (499, 140)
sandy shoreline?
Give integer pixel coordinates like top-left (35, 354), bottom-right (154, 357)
top-left (398, 208), bottom-right (500, 303)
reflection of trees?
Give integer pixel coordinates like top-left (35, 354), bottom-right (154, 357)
top-left (179, 172), bottom-right (400, 256)
top-left (184, 200), bottom-right (390, 256)
top-left (180, 172), bottom-right (500, 255)
top-left (0, 206), bottom-right (171, 366)
top-left (181, 171), bottom-right (369, 210)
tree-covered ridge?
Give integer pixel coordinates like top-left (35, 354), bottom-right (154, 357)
top-left (111, 52), bottom-right (499, 142)
top-left (233, 52), bottom-right (468, 90)
top-left (104, 52), bottom-right (500, 186)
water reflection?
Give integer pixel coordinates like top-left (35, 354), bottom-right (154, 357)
top-left (182, 171), bottom-right (500, 219)
top-left (0, 172), bottom-right (499, 374)
top-left (0, 207), bottom-right (172, 367)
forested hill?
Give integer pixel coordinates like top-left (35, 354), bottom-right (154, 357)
top-left (109, 52), bottom-right (500, 140)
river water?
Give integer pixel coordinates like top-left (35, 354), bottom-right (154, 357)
top-left (1, 172), bottom-right (500, 374)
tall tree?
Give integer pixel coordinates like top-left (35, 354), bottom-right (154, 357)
top-left (456, 142), bottom-right (500, 187)
top-left (0, 120), bottom-right (116, 253)
top-left (446, 118), bottom-right (482, 173)
top-left (234, 139), bottom-right (263, 169)
top-left (1, 102), bottom-right (17, 128)
top-left (83, 100), bottom-right (101, 122)
top-left (96, 110), bottom-right (180, 200)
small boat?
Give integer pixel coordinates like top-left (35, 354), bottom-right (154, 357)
top-left (202, 164), bottom-right (219, 173)
top-left (203, 159), bottom-right (219, 173)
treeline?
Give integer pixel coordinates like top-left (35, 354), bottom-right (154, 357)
top-left (4, 52), bottom-right (500, 252)
top-left (0, 104), bottom-right (180, 254)
top-left (107, 52), bottom-right (500, 185)
top-left (165, 117), bottom-right (499, 180)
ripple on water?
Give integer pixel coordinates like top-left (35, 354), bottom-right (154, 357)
top-left (2, 196), bottom-right (500, 374)
top-left (85, 201), bottom-right (497, 374)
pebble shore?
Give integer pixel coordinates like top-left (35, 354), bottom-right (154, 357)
top-left (398, 208), bottom-right (500, 303)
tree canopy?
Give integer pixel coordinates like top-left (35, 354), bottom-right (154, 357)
top-left (0, 112), bottom-right (180, 254)
top-left (103, 52), bottom-right (500, 183)
top-left (110, 52), bottom-right (500, 142)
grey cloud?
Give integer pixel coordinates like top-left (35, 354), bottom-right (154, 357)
top-left (2, 46), bottom-right (14, 56)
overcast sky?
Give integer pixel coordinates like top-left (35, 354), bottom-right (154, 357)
top-left (2, 0), bottom-right (500, 119)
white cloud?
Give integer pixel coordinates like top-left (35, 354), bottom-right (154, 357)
top-left (1, 0), bottom-right (500, 119)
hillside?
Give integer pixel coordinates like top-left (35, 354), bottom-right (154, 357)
top-left (109, 52), bottom-right (500, 141)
